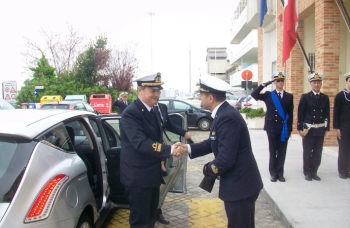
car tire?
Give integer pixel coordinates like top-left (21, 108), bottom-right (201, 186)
top-left (198, 118), bottom-right (211, 131)
top-left (76, 213), bottom-right (93, 228)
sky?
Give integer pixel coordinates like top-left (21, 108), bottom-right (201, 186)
top-left (0, 0), bottom-right (238, 98)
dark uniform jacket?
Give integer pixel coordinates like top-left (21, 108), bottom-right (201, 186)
top-left (297, 91), bottom-right (330, 134)
top-left (113, 99), bottom-right (128, 114)
top-left (189, 102), bottom-right (263, 201)
top-left (158, 103), bottom-right (186, 136)
top-left (120, 98), bottom-right (171, 188)
top-left (251, 85), bottom-right (294, 134)
top-left (333, 90), bottom-right (350, 129)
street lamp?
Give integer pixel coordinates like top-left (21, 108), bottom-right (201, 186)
top-left (148, 12), bottom-right (155, 72)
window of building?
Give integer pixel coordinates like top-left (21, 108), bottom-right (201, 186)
top-left (308, 53), bottom-right (315, 72)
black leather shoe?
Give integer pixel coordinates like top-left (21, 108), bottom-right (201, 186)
top-left (278, 176), bottom-right (286, 182)
top-left (312, 174), bottom-right (321, 181)
top-left (270, 177), bottom-right (277, 182)
top-left (157, 214), bottom-right (170, 225)
top-left (339, 174), bottom-right (348, 179)
top-left (305, 175), bottom-right (312, 181)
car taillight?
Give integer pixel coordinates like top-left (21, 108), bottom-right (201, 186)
top-left (25, 174), bottom-right (68, 223)
top-left (236, 102), bottom-right (241, 106)
top-left (69, 105), bottom-right (74, 110)
top-left (244, 103), bottom-right (252, 106)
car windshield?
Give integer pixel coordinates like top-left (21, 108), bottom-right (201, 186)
top-left (41, 104), bottom-right (72, 110)
top-left (0, 99), bottom-right (15, 110)
top-left (0, 137), bottom-right (36, 203)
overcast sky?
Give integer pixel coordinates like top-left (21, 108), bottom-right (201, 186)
top-left (0, 0), bottom-right (238, 97)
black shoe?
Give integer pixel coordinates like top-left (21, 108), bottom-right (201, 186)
top-left (312, 174), bottom-right (321, 181)
top-left (157, 214), bottom-right (170, 225)
top-left (305, 175), bottom-right (312, 181)
top-left (270, 176), bottom-right (277, 182)
top-left (278, 176), bottom-right (286, 182)
top-left (339, 174), bottom-right (348, 179)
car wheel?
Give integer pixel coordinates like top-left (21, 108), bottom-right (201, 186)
top-left (76, 213), bottom-right (93, 228)
top-left (198, 118), bottom-right (211, 131)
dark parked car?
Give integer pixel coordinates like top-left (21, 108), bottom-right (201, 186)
top-left (40, 101), bottom-right (100, 114)
top-left (159, 98), bottom-right (212, 131)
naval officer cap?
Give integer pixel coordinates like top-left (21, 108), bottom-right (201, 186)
top-left (133, 72), bottom-right (164, 90)
top-left (199, 75), bottom-right (231, 94)
top-left (271, 71), bottom-right (286, 80)
top-left (343, 72), bottom-right (350, 80)
top-left (308, 72), bottom-right (324, 82)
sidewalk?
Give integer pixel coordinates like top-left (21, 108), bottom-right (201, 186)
top-left (250, 130), bottom-right (350, 228)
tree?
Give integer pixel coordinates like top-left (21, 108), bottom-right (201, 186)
top-left (73, 36), bottom-right (110, 88)
top-left (107, 47), bottom-right (139, 92)
top-left (23, 24), bottom-right (84, 77)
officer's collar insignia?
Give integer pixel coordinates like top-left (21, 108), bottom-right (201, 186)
top-left (152, 143), bottom-right (162, 152)
top-left (212, 132), bottom-right (215, 136)
top-left (142, 109), bottom-right (144, 112)
top-left (211, 164), bottom-right (219, 174)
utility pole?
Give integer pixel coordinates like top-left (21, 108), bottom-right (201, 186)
top-left (148, 12), bottom-right (155, 72)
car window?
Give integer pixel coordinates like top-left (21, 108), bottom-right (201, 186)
top-left (84, 103), bottom-right (95, 113)
top-left (173, 101), bottom-right (191, 111)
top-left (41, 104), bottom-right (70, 110)
top-left (0, 99), bottom-right (15, 110)
top-left (37, 124), bottom-right (73, 151)
top-left (0, 137), bottom-right (36, 203)
top-left (159, 100), bottom-right (170, 108)
top-left (102, 119), bottom-right (121, 147)
top-left (75, 103), bottom-right (86, 111)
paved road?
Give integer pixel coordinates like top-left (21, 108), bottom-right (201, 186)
top-left (102, 130), bottom-right (284, 228)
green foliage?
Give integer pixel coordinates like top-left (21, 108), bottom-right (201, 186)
top-left (240, 107), bottom-right (266, 119)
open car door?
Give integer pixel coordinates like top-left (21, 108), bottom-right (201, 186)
top-left (90, 112), bottom-right (188, 208)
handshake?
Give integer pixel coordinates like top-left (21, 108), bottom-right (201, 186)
top-left (171, 142), bottom-right (188, 157)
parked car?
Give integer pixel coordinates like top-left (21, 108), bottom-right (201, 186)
top-left (0, 98), bottom-right (15, 110)
top-left (64, 94), bottom-right (88, 102)
top-left (225, 92), bottom-right (239, 107)
top-left (0, 109), bottom-right (187, 228)
top-left (159, 98), bottom-right (212, 131)
top-left (40, 100), bottom-right (100, 114)
top-left (235, 96), bottom-right (258, 110)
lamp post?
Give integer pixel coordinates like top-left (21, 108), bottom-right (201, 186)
top-left (148, 12), bottom-right (155, 72)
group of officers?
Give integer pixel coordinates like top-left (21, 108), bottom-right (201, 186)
top-left (114, 70), bottom-right (350, 228)
top-left (252, 71), bottom-right (350, 182)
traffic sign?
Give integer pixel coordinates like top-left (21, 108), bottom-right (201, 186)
top-left (241, 70), bottom-right (253, 80)
top-left (2, 81), bottom-right (17, 104)
top-left (35, 86), bottom-right (44, 90)
top-left (34, 89), bottom-right (38, 97)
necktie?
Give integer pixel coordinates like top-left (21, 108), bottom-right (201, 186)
top-left (315, 94), bottom-right (319, 99)
top-left (278, 92), bottom-right (282, 100)
top-left (154, 106), bottom-right (163, 127)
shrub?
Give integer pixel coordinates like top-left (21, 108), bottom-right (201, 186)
top-left (240, 107), bottom-right (266, 119)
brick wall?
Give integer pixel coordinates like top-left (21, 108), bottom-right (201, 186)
top-left (315, 0), bottom-right (340, 146)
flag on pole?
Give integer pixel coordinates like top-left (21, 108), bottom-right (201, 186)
top-left (260, 0), bottom-right (268, 27)
top-left (282, 0), bottom-right (298, 65)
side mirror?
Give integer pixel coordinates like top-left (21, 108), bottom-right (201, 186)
top-left (187, 108), bottom-right (193, 114)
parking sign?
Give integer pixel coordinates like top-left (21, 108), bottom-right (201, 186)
top-left (2, 81), bottom-right (17, 104)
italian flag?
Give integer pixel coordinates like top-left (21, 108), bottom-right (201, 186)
top-left (282, 0), bottom-right (298, 65)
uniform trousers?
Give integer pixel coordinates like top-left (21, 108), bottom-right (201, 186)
top-left (266, 132), bottom-right (288, 178)
top-left (224, 193), bottom-right (259, 228)
top-left (302, 129), bottom-right (325, 176)
top-left (337, 127), bottom-right (350, 175)
top-left (125, 186), bottom-right (159, 228)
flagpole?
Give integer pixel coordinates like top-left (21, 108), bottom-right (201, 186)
top-left (280, 0), bottom-right (313, 73)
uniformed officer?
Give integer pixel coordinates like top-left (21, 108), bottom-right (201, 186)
top-left (113, 91), bottom-right (129, 114)
top-left (297, 72), bottom-right (330, 181)
top-left (251, 71), bottom-right (294, 182)
top-left (175, 75), bottom-right (263, 228)
top-left (333, 72), bottom-right (350, 179)
top-left (119, 72), bottom-right (180, 227)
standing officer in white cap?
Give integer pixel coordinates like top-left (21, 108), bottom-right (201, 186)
top-left (174, 75), bottom-right (263, 228)
top-left (333, 72), bottom-right (350, 179)
top-left (251, 71), bottom-right (294, 182)
top-left (113, 91), bottom-right (129, 114)
top-left (119, 72), bottom-right (182, 227)
top-left (297, 72), bottom-right (330, 181)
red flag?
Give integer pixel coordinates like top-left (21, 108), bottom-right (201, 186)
top-left (282, 0), bottom-right (298, 65)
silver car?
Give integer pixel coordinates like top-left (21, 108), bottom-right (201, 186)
top-left (0, 109), bottom-right (187, 228)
